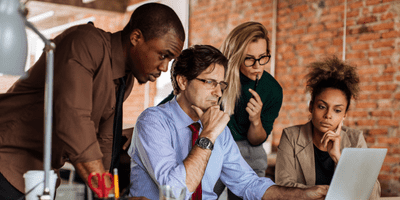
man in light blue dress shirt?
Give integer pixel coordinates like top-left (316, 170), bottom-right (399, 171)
top-left (128, 45), bottom-right (328, 200)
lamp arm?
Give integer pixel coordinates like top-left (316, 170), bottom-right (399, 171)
top-left (23, 13), bottom-right (56, 200)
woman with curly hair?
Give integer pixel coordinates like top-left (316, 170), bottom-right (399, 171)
top-left (275, 56), bottom-right (380, 200)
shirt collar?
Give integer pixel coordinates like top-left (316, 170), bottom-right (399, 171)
top-left (169, 97), bottom-right (202, 130)
top-left (110, 31), bottom-right (126, 80)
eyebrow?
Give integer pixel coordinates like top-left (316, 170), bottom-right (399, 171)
top-left (245, 52), bottom-right (267, 58)
top-left (318, 99), bottom-right (345, 107)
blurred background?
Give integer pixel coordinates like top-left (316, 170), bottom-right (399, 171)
top-left (1, 0), bottom-right (399, 197)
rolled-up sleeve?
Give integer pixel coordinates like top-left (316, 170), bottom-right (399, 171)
top-left (53, 27), bottom-right (105, 164)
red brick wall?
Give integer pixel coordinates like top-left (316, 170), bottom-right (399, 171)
top-left (189, 0), bottom-right (400, 196)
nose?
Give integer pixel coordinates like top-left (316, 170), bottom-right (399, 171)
top-left (324, 109), bottom-right (332, 119)
top-left (252, 61), bottom-right (260, 69)
top-left (159, 60), bottom-right (169, 72)
top-left (212, 84), bottom-right (223, 98)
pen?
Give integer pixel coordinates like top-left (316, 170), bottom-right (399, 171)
top-left (114, 168), bottom-right (120, 198)
top-left (252, 74), bottom-right (259, 98)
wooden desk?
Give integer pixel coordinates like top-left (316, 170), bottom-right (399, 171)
top-left (380, 197), bottom-right (400, 200)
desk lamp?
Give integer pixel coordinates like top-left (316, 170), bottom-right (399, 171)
top-left (0, 0), bottom-right (55, 199)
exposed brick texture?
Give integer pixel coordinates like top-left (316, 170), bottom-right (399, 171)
top-left (188, 0), bottom-right (400, 196)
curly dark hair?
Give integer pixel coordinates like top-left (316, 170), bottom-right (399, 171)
top-left (306, 56), bottom-right (360, 111)
top-left (171, 45), bottom-right (228, 95)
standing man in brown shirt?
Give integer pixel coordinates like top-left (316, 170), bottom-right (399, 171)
top-left (0, 3), bottom-right (184, 199)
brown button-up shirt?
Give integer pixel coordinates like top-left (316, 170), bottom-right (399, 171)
top-left (0, 24), bottom-right (134, 192)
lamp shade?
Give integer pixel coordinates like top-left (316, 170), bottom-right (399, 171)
top-left (0, 0), bottom-right (27, 76)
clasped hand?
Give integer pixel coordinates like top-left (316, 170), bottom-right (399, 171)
top-left (321, 120), bottom-right (343, 164)
top-left (191, 105), bottom-right (230, 142)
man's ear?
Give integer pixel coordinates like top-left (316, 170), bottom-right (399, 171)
top-left (176, 75), bottom-right (188, 91)
top-left (130, 29), bottom-right (142, 46)
top-left (309, 100), bottom-right (313, 113)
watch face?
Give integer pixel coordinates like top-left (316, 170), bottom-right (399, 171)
top-left (197, 137), bottom-right (213, 150)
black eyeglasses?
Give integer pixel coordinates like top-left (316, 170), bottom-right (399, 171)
top-left (194, 78), bottom-right (228, 90)
top-left (244, 54), bottom-right (271, 67)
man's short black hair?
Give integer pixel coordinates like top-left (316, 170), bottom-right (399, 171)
top-left (171, 45), bottom-right (228, 95)
top-left (122, 3), bottom-right (185, 42)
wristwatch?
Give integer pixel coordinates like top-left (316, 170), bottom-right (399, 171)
top-left (195, 137), bottom-right (214, 151)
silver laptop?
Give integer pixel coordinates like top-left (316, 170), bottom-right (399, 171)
top-left (325, 148), bottom-right (387, 200)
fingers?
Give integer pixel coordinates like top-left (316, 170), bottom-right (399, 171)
top-left (248, 89), bottom-right (261, 102)
top-left (122, 139), bottom-right (131, 150)
top-left (191, 105), bottom-right (204, 118)
top-left (336, 119), bottom-right (343, 135)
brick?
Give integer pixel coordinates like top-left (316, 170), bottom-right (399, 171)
top-left (286, 37), bottom-right (299, 44)
top-left (298, 50), bottom-right (312, 57)
top-left (320, 14), bottom-right (340, 22)
top-left (357, 67), bottom-right (379, 75)
top-left (368, 129), bottom-right (388, 135)
top-left (308, 24), bottom-right (325, 33)
top-left (319, 31), bottom-right (336, 39)
top-left (377, 100), bottom-right (393, 108)
top-left (301, 34), bottom-right (318, 42)
top-left (371, 22), bottom-right (394, 31)
top-left (372, 75), bottom-right (393, 82)
top-left (290, 13), bottom-right (301, 21)
top-left (356, 119), bottom-right (376, 126)
top-left (362, 8), bottom-right (369, 15)
top-left (351, 43), bottom-right (370, 50)
top-left (383, 66), bottom-right (396, 73)
top-left (382, 31), bottom-right (399, 39)
top-left (373, 58), bottom-right (391, 65)
top-left (346, 52), bottom-right (365, 59)
top-left (379, 84), bottom-right (397, 91)
top-left (378, 137), bottom-right (400, 145)
top-left (355, 102), bottom-right (377, 109)
top-left (357, 16), bottom-right (378, 24)
top-left (282, 51), bottom-right (295, 60)
top-left (381, 49), bottom-right (396, 56)
top-left (347, 110), bottom-right (369, 117)
top-left (368, 52), bottom-right (380, 57)
top-left (347, 10), bottom-right (359, 18)
top-left (372, 4), bottom-right (391, 13)
top-left (293, 4), bottom-right (308, 12)
top-left (383, 155), bottom-right (400, 164)
top-left (313, 40), bottom-right (331, 48)
top-left (290, 28), bottom-right (305, 35)
top-left (371, 110), bottom-right (392, 117)
top-left (330, 5), bottom-right (344, 13)
top-left (378, 119), bottom-right (399, 126)
top-left (373, 40), bottom-right (395, 48)
top-left (326, 21), bottom-right (344, 29)
top-left (366, 0), bottom-right (381, 6)
top-left (381, 12), bottom-right (394, 20)
top-left (365, 136), bottom-right (376, 143)
top-left (370, 93), bottom-right (392, 99)
top-left (277, 44), bottom-right (293, 53)
top-left (359, 33), bottom-right (380, 41)
top-left (327, 46), bottom-right (339, 54)
top-left (349, 1), bottom-right (364, 9)
top-left (333, 38), bottom-right (343, 46)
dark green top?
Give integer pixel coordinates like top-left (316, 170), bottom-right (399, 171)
top-left (228, 71), bottom-right (282, 144)
top-left (157, 71), bottom-right (283, 146)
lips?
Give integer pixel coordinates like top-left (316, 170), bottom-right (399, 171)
top-left (149, 73), bottom-right (160, 82)
top-left (320, 122), bottom-right (332, 128)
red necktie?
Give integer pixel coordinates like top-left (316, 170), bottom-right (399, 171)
top-left (189, 122), bottom-right (202, 200)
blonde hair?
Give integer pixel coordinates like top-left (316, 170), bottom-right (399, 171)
top-left (219, 22), bottom-right (270, 115)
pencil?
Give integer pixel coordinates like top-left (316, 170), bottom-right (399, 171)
top-left (113, 168), bottom-right (120, 198)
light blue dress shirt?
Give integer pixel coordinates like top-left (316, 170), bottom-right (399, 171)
top-left (128, 98), bottom-right (275, 200)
